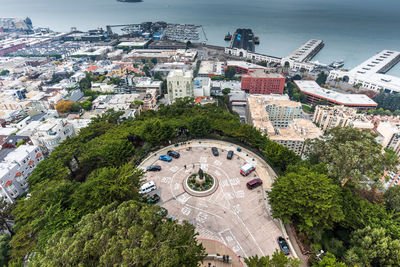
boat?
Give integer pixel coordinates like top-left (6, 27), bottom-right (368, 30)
top-left (329, 60), bottom-right (344, 69)
top-left (254, 36), bottom-right (260, 45)
top-left (117, 0), bottom-right (142, 2)
top-left (224, 32), bottom-right (232, 41)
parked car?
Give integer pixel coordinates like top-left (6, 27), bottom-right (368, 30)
top-left (167, 150), bottom-right (180, 158)
top-left (211, 147), bottom-right (219, 156)
top-left (146, 165), bottom-right (161, 172)
top-left (277, 237), bottom-right (290, 255)
top-left (227, 150), bottom-right (234, 160)
top-left (139, 181), bottom-right (157, 195)
top-left (246, 178), bottom-right (262, 190)
top-left (159, 155), bottom-right (172, 162)
top-left (148, 194), bottom-right (160, 204)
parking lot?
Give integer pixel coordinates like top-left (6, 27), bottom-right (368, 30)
top-left (140, 140), bottom-right (285, 259)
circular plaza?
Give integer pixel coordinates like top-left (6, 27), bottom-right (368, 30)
top-left (139, 139), bottom-right (290, 261)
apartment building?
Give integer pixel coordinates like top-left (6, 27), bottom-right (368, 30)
top-left (246, 94), bottom-right (321, 156)
top-left (0, 145), bottom-right (43, 203)
top-left (142, 89), bottom-right (158, 111)
top-left (313, 105), bottom-right (374, 131)
top-left (241, 69), bottom-right (285, 95)
top-left (167, 69), bottom-right (193, 104)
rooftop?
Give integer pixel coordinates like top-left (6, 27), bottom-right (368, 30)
top-left (227, 61), bottom-right (268, 70)
top-left (244, 69), bottom-right (285, 79)
top-left (295, 80), bottom-right (377, 106)
top-left (350, 50), bottom-right (400, 75)
top-left (287, 39), bottom-right (324, 62)
top-left (270, 118), bottom-right (323, 141)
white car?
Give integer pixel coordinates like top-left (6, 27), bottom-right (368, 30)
top-left (139, 181), bottom-right (157, 195)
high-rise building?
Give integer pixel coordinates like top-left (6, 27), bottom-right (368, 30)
top-left (167, 69), bottom-right (193, 104)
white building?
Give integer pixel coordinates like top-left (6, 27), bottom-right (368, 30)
top-left (167, 69), bottom-right (193, 104)
top-left (19, 119), bottom-right (75, 153)
top-left (328, 50), bottom-right (400, 94)
top-left (193, 77), bottom-right (211, 97)
top-left (0, 145), bottom-right (43, 203)
top-left (198, 61), bottom-right (225, 77)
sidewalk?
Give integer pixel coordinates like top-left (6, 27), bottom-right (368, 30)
top-left (199, 238), bottom-right (244, 267)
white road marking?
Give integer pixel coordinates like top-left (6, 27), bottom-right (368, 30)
top-left (177, 194), bottom-right (191, 204)
top-left (161, 177), bottom-right (172, 184)
top-left (229, 178), bottom-right (240, 186)
top-left (214, 160), bottom-right (222, 166)
top-left (200, 156), bottom-right (208, 163)
top-left (235, 190), bottom-right (245, 199)
top-left (181, 206), bottom-right (192, 216)
top-left (200, 163), bottom-right (208, 171)
top-left (174, 183), bottom-right (181, 190)
top-left (196, 212), bottom-right (208, 223)
top-left (170, 166), bottom-right (179, 172)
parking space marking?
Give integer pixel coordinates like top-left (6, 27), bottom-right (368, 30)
top-left (174, 183), bottom-right (181, 190)
top-left (184, 203), bottom-right (224, 219)
top-left (220, 179), bottom-right (229, 187)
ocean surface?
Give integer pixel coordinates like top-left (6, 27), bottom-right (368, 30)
top-left (1, 0), bottom-right (400, 75)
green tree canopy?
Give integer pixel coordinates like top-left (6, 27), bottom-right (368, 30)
top-left (268, 167), bottom-right (344, 235)
top-left (31, 201), bottom-right (205, 266)
top-left (224, 67), bottom-right (236, 80)
top-left (0, 234), bottom-right (11, 267)
top-left (344, 226), bottom-right (400, 266)
top-left (384, 185), bottom-right (400, 213)
top-left (307, 127), bottom-right (396, 187)
top-left (245, 250), bottom-right (302, 267)
top-left (313, 252), bottom-right (346, 267)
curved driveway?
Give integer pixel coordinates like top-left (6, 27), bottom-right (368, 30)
top-left (139, 139), bottom-right (294, 260)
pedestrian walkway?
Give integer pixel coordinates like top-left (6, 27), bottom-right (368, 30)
top-left (199, 238), bottom-right (243, 267)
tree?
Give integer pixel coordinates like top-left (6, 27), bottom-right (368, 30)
top-left (384, 185), bottom-right (400, 213)
top-left (224, 67), bottom-right (236, 80)
top-left (222, 88), bottom-right (231, 95)
top-left (268, 167), bottom-right (344, 235)
top-left (0, 201), bottom-right (14, 236)
top-left (188, 116), bottom-right (211, 137)
top-left (79, 76), bottom-right (92, 90)
top-left (307, 127), bottom-right (396, 187)
top-left (0, 234), bottom-right (11, 267)
top-left (245, 250), bottom-right (302, 267)
top-left (70, 102), bottom-right (81, 113)
top-left (154, 72), bottom-right (163, 81)
top-left (316, 72), bottom-right (327, 86)
top-left (56, 100), bottom-right (74, 114)
top-left (344, 226), bottom-right (400, 266)
top-left (80, 100), bottom-right (92, 111)
top-left (31, 201), bottom-right (206, 266)
top-left (313, 252), bottom-right (346, 267)
top-left (0, 70), bottom-right (9, 76)
top-left (151, 57), bottom-right (158, 65)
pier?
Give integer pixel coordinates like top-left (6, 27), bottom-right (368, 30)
top-left (350, 50), bottom-right (400, 75)
top-left (287, 39), bottom-right (324, 63)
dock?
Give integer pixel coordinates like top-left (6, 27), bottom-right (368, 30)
top-left (230, 29), bottom-right (255, 52)
top-left (287, 39), bottom-right (324, 62)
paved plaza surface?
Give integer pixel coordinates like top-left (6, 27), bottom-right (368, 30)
top-left (140, 140), bottom-right (285, 260)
